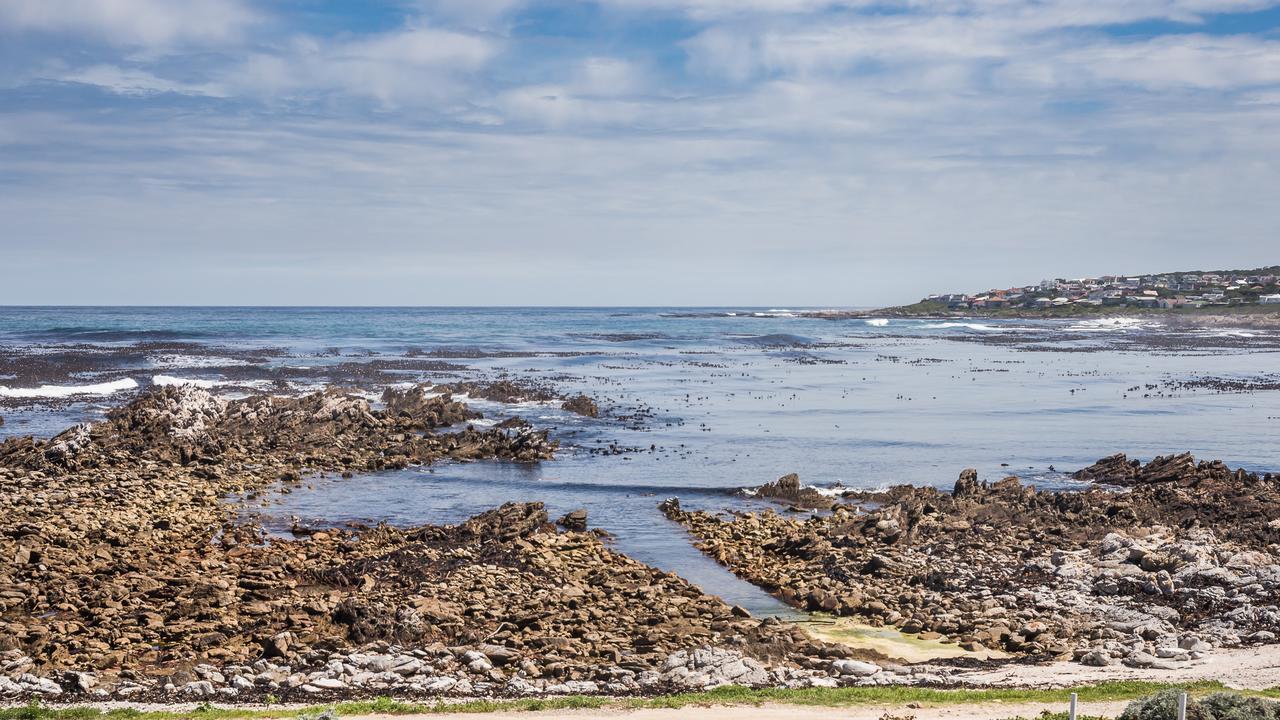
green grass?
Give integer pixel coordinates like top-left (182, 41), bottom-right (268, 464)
top-left (2, 682), bottom-right (1275, 720)
top-left (619, 680), bottom-right (1235, 709)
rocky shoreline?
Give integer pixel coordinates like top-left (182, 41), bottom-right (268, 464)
top-left (0, 385), bottom-right (874, 701)
top-left (662, 456), bottom-right (1280, 671)
top-left (3, 384), bottom-right (1278, 703)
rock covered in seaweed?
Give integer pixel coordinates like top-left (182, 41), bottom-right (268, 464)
top-left (560, 394), bottom-right (599, 418)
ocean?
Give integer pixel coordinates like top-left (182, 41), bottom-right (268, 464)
top-left (2, 306), bottom-right (1278, 615)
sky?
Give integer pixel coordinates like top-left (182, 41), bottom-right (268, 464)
top-left (2, 0), bottom-right (1279, 306)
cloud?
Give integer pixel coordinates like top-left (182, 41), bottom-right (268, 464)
top-left (3, 0), bottom-right (1280, 303)
top-left (0, 0), bottom-right (259, 47)
top-left (680, 4), bottom-right (1280, 97)
top-left (221, 26), bottom-right (498, 106)
top-left (599, 0), bottom-right (1279, 20)
top-left (58, 64), bottom-right (228, 97)
top-left (4, 104), bottom-right (1277, 304)
top-left (1009, 34), bottom-right (1280, 90)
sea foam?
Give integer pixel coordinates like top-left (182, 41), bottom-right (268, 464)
top-left (922, 322), bottom-right (1000, 331)
top-left (0, 378), bottom-right (139, 399)
top-left (151, 375), bottom-right (219, 389)
top-left (1067, 318), bottom-right (1154, 332)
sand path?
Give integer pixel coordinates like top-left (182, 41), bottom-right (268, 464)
top-left (349, 700), bottom-right (1130, 720)
top-left (945, 644), bottom-right (1280, 691)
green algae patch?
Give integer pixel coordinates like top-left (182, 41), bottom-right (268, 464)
top-left (798, 615), bottom-right (1006, 663)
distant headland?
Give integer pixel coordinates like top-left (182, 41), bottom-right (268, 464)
top-left (815, 265), bottom-right (1280, 321)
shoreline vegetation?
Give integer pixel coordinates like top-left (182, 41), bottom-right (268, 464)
top-left (5, 682), bottom-right (1280, 719)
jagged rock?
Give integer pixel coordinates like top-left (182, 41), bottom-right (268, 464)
top-left (752, 473), bottom-right (836, 510)
top-left (557, 509), bottom-right (589, 531)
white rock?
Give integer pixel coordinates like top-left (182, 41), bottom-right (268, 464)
top-left (179, 680), bottom-right (215, 697)
top-left (831, 659), bottom-right (881, 677)
top-left (64, 671), bottom-right (97, 692)
top-left (390, 657), bottom-right (425, 676)
top-left (506, 677), bottom-right (540, 694)
top-left (1080, 650), bottom-right (1111, 667)
top-left (562, 680), bottom-right (600, 694)
top-left (1122, 651), bottom-right (1156, 668)
top-left (418, 676), bottom-right (458, 693)
top-left (1179, 637), bottom-right (1211, 652)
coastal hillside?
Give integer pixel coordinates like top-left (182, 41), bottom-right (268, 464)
top-left (884, 266), bottom-right (1280, 316)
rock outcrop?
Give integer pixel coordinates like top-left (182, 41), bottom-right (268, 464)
top-left (751, 473), bottom-right (838, 510)
top-left (561, 395), bottom-right (599, 418)
top-left (666, 455), bottom-right (1280, 667)
top-left (0, 386), bottom-right (855, 700)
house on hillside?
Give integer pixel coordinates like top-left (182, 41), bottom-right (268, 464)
top-left (1262, 294), bottom-right (1280, 304)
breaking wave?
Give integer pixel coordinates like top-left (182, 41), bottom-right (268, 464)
top-left (0, 378), bottom-right (139, 399)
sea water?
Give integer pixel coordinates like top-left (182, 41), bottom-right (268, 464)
top-left (2, 306), bottom-right (1278, 614)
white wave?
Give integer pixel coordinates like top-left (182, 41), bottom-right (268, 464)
top-left (740, 483), bottom-right (853, 499)
top-left (147, 354), bottom-right (251, 368)
top-left (514, 399), bottom-right (556, 408)
top-left (0, 377), bottom-right (138, 399)
top-left (752, 312), bottom-right (796, 318)
top-left (1067, 318), bottom-right (1155, 332)
top-left (470, 397), bottom-right (555, 409)
top-left (865, 318), bottom-right (890, 327)
top-left (151, 375), bottom-right (219, 389)
top-left (922, 322), bottom-right (1000, 331)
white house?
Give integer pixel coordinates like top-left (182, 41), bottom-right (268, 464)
top-left (1261, 294), bottom-right (1280, 304)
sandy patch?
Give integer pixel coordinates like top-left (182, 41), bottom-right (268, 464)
top-left (944, 644), bottom-right (1280, 691)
